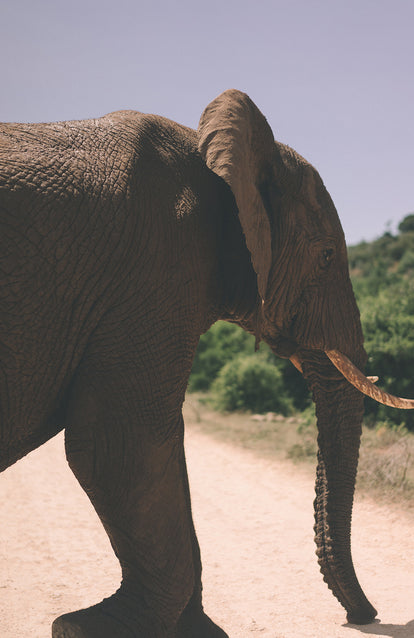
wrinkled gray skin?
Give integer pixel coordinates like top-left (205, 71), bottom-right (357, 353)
top-left (0, 90), bottom-right (377, 637)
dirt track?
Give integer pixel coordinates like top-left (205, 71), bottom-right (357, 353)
top-left (0, 425), bottom-right (413, 638)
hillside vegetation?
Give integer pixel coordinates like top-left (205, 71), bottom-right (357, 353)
top-left (189, 213), bottom-right (414, 432)
top-left (348, 214), bottom-right (414, 430)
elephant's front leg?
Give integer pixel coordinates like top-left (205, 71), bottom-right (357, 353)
top-left (53, 374), bottom-right (196, 638)
top-left (172, 451), bottom-right (229, 638)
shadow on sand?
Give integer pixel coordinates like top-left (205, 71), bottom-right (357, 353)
top-left (345, 619), bottom-right (414, 638)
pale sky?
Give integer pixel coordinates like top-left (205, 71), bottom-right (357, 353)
top-left (1, 0), bottom-right (413, 245)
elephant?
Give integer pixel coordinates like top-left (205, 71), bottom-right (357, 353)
top-left (0, 89), bottom-right (411, 638)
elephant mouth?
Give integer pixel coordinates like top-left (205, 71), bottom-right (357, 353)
top-left (265, 333), bottom-right (298, 358)
top-left (291, 350), bottom-right (414, 410)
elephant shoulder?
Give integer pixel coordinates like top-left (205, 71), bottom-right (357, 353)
top-left (98, 110), bottom-right (198, 166)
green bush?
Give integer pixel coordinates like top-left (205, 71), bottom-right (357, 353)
top-left (189, 321), bottom-right (310, 411)
top-left (189, 322), bottom-right (255, 391)
top-left (211, 355), bottom-right (293, 414)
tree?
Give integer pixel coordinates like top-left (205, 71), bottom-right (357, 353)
top-left (398, 213), bottom-right (414, 234)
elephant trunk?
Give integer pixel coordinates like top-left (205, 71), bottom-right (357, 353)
top-left (301, 350), bottom-right (377, 624)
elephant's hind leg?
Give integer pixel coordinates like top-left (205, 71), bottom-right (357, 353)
top-left (53, 368), bottom-right (196, 638)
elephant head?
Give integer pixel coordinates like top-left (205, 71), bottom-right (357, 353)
top-left (198, 90), bottom-right (413, 623)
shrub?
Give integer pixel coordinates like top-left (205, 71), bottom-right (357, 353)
top-left (189, 321), bottom-right (310, 410)
top-left (189, 322), bottom-right (255, 391)
top-left (211, 355), bottom-right (293, 414)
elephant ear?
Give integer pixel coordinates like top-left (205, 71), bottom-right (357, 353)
top-left (198, 89), bottom-right (275, 301)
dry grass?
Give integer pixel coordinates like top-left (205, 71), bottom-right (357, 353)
top-left (183, 394), bottom-right (414, 509)
top-left (357, 425), bottom-right (414, 501)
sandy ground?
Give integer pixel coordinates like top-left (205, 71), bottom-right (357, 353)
top-left (0, 425), bottom-right (413, 638)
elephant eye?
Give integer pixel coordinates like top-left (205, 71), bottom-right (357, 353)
top-left (321, 247), bottom-right (334, 267)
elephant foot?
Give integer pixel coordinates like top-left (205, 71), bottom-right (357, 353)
top-left (52, 592), bottom-right (167, 638)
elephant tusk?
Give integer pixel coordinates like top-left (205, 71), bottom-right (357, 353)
top-left (290, 354), bottom-right (378, 383)
top-left (290, 354), bottom-right (303, 374)
top-left (290, 354), bottom-right (379, 384)
top-left (326, 350), bottom-right (414, 409)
